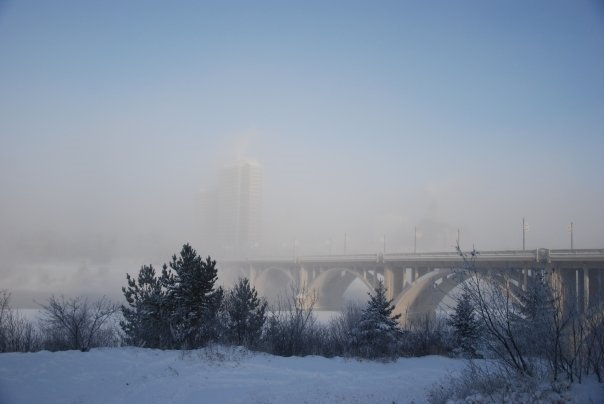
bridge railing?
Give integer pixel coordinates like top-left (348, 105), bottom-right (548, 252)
top-left (298, 254), bottom-right (380, 263)
top-left (221, 249), bottom-right (604, 266)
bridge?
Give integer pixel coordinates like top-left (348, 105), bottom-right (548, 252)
top-left (221, 248), bottom-right (604, 321)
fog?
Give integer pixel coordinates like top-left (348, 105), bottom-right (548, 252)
top-left (1, 1), bottom-right (603, 306)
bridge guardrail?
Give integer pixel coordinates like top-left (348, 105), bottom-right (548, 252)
top-left (221, 249), bottom-right (604, 266)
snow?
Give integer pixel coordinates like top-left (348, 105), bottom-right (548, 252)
top-left (0, 346), bottom-right (464, 404)
top-left (1, 347), bottom-right (602, 403)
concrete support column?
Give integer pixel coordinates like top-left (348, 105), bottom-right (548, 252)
top-left (299, 265), bottom-right (309, 288)
top-left (522, 267), bottom-right (528, 291)
top-left (403, 268), bottom-right (411, 287)
top-left (249, 265), bottom-right (258, 287)
top-left (561, 269), bottom-right (578, 315)
top-left (384, 266), bottom-right (403, 301)
top-left (587, 268), bottom-right (601, 309)
top-left (577, 268), bottom-right (585, 314)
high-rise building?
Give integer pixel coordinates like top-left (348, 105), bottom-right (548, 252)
top-left (202, 161), bottom-right (263, 258)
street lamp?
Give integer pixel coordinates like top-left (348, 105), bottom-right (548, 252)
top-left (413, 227), bottom-right (421, 253)
top-left (344, 232), bottom-right (347, 255)
top-left (522, 218), bottom-right (529, 251)
top-left (568, 222), bottom-right (574, 250)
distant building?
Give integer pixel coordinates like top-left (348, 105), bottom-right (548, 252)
top-left (202, 161), bottom-right (263, 258)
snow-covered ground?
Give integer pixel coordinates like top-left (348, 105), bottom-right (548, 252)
top-left (0, 347), bottom-right (602, 403)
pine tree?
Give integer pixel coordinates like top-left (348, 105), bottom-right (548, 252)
top-left (354, 281), bottom-right (402, 359)
top-left (224, 278), bottom-right (267, 347)
top-left (121, 264), bottom-right (170, 348)
top-left (161, 244), bottom-right (223, 348)
top-left (448, 289), bottom-right (480, 357)
top-left (515, 273), bottom-right (555, 358)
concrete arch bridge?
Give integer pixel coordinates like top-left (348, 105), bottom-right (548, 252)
top-left (221, 249), bottom-right (604, 322)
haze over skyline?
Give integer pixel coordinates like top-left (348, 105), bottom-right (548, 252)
top-left (1, 1), bottom-right (603, 304)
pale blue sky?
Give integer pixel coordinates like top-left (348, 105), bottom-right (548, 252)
top-left (0, 1), bottom-right (603, 299)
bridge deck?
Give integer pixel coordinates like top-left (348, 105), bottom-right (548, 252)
top-left (223, 249), bottom-right (604, 267)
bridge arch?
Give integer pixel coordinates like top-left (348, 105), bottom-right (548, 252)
top-left (393, 269), bottom-right (467, 322)
top-left (253, 267), bottom-right (297, 305)
top-left (308, 267), bottom-right (376, 310)
top-left (393, 267), bottom-right (535, 323)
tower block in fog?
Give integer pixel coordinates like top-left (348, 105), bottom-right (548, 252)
top-left (202, 160), bottom-right (263, 258)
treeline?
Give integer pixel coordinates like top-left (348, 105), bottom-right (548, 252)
top-left (0, 243), bottom-right (452, 358)
top-left (119, 244), bottom-right (444, 359)
top-left (2, 243), bottom-right (604, 388)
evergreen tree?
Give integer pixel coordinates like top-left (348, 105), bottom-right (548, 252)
top-left (121, 265), bottom-right (170, 348)
top-left (161, 244), bottom-right (223, 348)
top-left (224, 278), bottom-right (267, 347)
top-left (448, 289), bottom-right (480, 357)
top-left (515, 273), bottom-right (555, 358)
top-left (354, 281), bottom-right (402, 359)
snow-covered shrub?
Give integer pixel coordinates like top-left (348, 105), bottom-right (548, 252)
top-left (583, 307), bottom-right (604, 382)
top-left (40, 295), bottom-right (120, 351)
top-left (261, 284), bottom-right (322, 357)
top-left (195, 343), bottom-right (252, 366)
top-left (427, 361), bottom-right (573, 404)
top-left (322, 301), bottom-right (364, 357)
top-left (403, 314), bottom-right (454, 357)
top-left (0, 290), bottom-right (40, 352)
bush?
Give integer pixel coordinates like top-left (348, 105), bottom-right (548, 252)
top-left (40, 295), bottom-right (119, 351)
top-left (322, 301), bottom-right (364, 357)
top-left (403, 314), bottom-right (454, 357)
top-left (0, 290), bottom-right (40, 352)
top-left (260, 285), bottom-right (322, 357)
top-left (427, 361), bottom-right (572, 404)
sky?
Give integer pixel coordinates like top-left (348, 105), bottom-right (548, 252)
top-left (0, 0), bottom-right (603, 304)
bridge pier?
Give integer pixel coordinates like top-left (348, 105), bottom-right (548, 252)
top-left (299, 265), bottom-right (310, 289)
top-left (577, 268), bottom-right (585, 313)
top-left (384, 266), bottom-right (403, 301)
top-left (558, 269), bottom-right (578, 315)
top-left (522, 267), bottom-right (528, 291)
top-left (587, 268), bottom-right (603, 309)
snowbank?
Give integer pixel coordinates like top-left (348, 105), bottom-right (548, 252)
top-left (0, 346), bottom-right (463, 404)
top-left (1, 347), bottom-right (601, 403)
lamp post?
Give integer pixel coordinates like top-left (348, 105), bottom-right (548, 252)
top-left (414, 227), bottom-right (417, 254)
top-left (522, 218), bottom-right (529, 251)
top-left (568, 222), bottom-right (574, 250)
top-left (344, 232), bottom-right (347, 255)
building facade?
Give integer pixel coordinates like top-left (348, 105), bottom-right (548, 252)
top-left (202, 161), bottom-right (263, 258)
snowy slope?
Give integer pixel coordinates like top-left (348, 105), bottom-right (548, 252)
top-left (2, 347), bottom-right (602, 403)
top-left (0, 346), bottom-right (464, 404)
